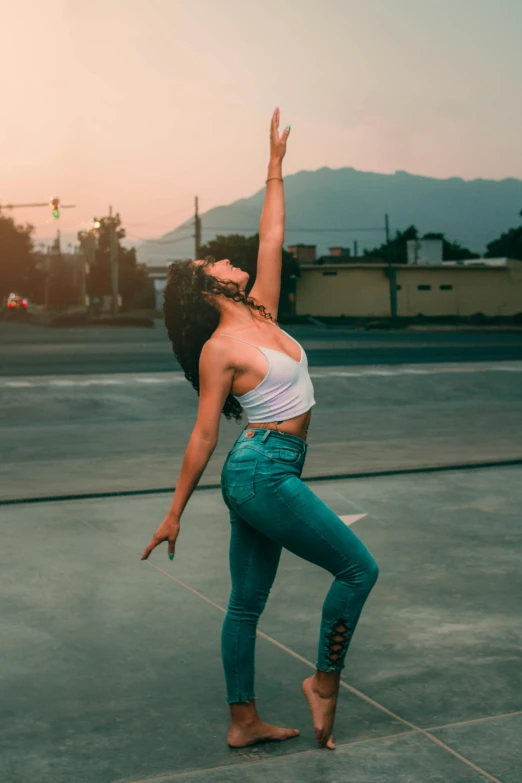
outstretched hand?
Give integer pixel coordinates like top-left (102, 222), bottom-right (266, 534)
top-left (270, 107), bottom-right (290, 161)
top-left (141, 513), bottom-right (180, 561)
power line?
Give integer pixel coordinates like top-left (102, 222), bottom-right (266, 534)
top-left (129, 227), bottom-right (385, 248)
top-left (201, 226), bottom-right (384, 233)
top-left (129, 226), bottom-right (385, 243)
top-left (125, 232), bottom-right (193, 245)
top-left (126, 222), bottom-right (189, 230)
top-left (226, 205), bottom-right (263, 221)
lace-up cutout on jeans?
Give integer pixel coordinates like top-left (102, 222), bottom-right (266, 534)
top-left (325, 621), bottom-right (351, 666)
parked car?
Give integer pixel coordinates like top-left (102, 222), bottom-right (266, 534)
top-left (7, 293), bottom-right (28, 310)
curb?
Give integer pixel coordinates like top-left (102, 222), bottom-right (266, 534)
top-left (2, 458), bottom-right (521, 506)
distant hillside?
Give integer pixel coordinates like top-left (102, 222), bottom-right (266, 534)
top-left (136, 167), bottom-right (522, 265)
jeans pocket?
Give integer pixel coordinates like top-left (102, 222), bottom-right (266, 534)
top-left (275, 448), bottom-right (301, 463)
top-left (226, 459), bottom-right (257, 505)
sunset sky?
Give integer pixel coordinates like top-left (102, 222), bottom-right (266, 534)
top-left (2, 0), bottom-right (521, 255)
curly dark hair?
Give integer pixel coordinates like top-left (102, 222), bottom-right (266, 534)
top-left (163, 256), bottom-right (278, 423)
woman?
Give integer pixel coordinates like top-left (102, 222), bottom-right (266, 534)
top-left (141, 108), bottom-right (379, 750)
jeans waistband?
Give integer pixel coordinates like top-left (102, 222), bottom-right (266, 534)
top-left (235, 427), bottom-right (308, 452)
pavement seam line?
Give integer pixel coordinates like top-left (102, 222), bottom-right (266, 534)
top-left (2, 361), bottom-right (522, 387)
top-left (120, 730), bottom-right (419, 783)
top-left (3, 457), bottom-right (522, 506)
top-left (66, 510), bottom-right (505, 783)
top-left (425, 710), bottom-right (522, 732)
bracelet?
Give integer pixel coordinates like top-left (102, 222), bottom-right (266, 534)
top-left (266, 177), bottom-right (284, 183)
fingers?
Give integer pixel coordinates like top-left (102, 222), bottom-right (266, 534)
top-left (140, 544), bottom-right (153, 560)
top-left (141, 537), bottom-right (158, 560)
top-left (141, 533), bottom-right (177, 561)
top-left (271, 107), bottom-right (279, 139)
top-left (271, 108), bottom-right (290, 148)
top-left (141, 526), bottom-right (165, 560)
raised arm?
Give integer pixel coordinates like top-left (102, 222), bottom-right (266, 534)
top-left (259, 108), bottom-right (290, 243)
top-left (250, 108), bottom-right (291, 317)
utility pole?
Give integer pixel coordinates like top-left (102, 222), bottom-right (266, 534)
top-left (194, 196), bottom-right (201, 259)
top-left (78, 221), bottom-right (98, 309)
top-left (385, 213), bottom-right (398, 319)
top-left (353, 240), bottom-right (358, 258)
top-left (82, 230), bottom-right (95, 308)
top-left (43, 230), bottom-right (61, 308)
top-left (80, 243), bottom-right (88, 308)
top-left (44, 247), bottom-right (51, 309)
top-left (108, 206), bottom-right (119, 315)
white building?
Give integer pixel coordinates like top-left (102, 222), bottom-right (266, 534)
top-left (407, 238), bottom-right (443, 264)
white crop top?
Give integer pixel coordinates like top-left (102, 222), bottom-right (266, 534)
top-left (221, 328), bottom-right (316, 423)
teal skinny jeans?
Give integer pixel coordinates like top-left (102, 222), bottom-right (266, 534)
top-left (220, 428), bottom-right (379, 704)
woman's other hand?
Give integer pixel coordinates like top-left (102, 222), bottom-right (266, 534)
top-left (270, 107), bottom-right (290, 161)
top-left (141, 513), bottom-right (181, 561)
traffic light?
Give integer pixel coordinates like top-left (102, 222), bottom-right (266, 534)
top-left (51, 197), bottom-right (60, 219)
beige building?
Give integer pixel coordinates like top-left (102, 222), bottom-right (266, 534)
top-left (295, 259), bottom-right (522, 317)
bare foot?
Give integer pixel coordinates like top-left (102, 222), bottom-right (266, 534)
top-left (227, 721), bottom-right (300, 748)
top-left (302, 675), bottom-right (339, 749)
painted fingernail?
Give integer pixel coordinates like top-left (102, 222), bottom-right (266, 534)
top-left (169, 553), bottom-right (174, 560)
top-left (286, 124), bottom-right (291, 130)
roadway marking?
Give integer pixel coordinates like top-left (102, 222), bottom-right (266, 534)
top-left (134, 377), bottom-right (171, 383)
top-left (47, 379), bottom-right (123, 386)
top-left (1, 362), bottom-right (521, 388)
top-left (340, 513), bottom-right (367, 526)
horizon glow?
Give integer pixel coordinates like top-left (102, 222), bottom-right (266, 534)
top-left (2, 0), bottom-right (521, 259)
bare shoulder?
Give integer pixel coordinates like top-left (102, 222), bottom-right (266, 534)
top-left (201, 333), bottom-right (237, 371)
top-left (194, 337), bottom-right (237, 444)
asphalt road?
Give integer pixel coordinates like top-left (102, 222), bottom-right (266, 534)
top-left (2, 359), bottom-right (522, 501)
top-left (1, 321), bottom-right (521, 375)
top-left (2, 321), bottom-right (521, 501)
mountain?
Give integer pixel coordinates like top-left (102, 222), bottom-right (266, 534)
top-left (136, 167), bottom-right (522, 265)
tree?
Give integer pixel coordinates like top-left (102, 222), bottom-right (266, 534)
top-left (364, 225), bottom-right (418, 263)
top-left (484, 210), bottom-right (522, 261)
top-left (199, 233), bottom-right (262, 271)
top-left (80, 214), bottom-right (153, 310)
top-left (45, 235), bottom-right (79, 308)
top-left (364, 225), bottom-right (479, 262)
top-left (198, 233), bottom-right (300, 316)
top-left (0, 211), bottom-right (43, 300)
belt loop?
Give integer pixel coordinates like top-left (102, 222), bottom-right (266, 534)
top-left (261, 429), bottom-right (272, 443)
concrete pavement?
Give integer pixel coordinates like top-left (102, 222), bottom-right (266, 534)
top-left (1, 322), bottom-right (521, 782)
top-left (1, 467), bottom-right (521, 782)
